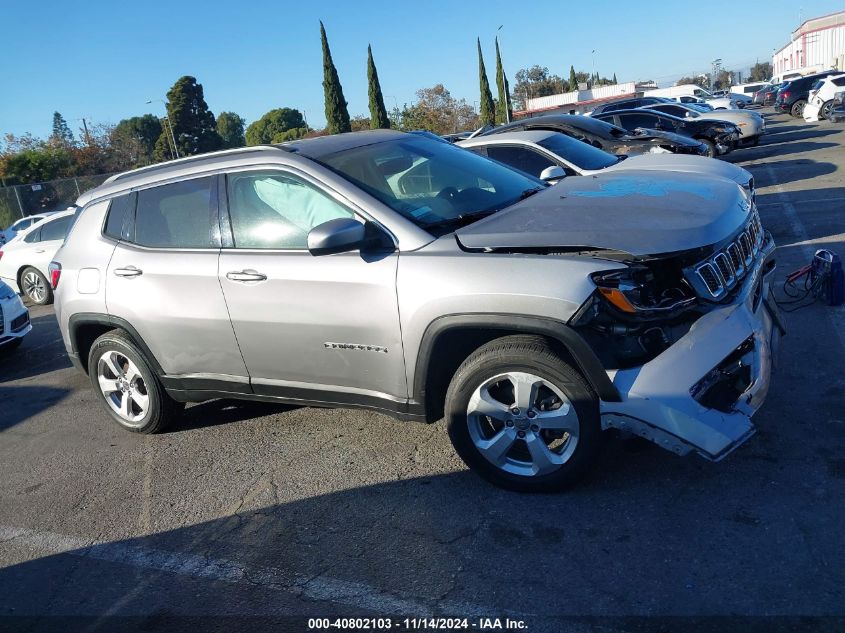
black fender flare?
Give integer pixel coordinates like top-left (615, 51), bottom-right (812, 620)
top-left (68, 312), bottom-right (166, 376)
top-left (413, 313), bottom-right (621, 404)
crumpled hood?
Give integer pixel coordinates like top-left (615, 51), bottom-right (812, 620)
top-left (623, 127), bottom-right (701, 147)
top-left (606, 153), bottom-right (750, 187)
top-left (455, 170), bottom-right (753, 257)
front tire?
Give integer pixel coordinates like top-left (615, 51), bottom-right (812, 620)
top-left (445, 335), bottom-right (601, 492)
top-left (790, 100), bottom-right (806, 118)
top-left (21, 266), bottom-right (52, 305)
top-left (88, 330), bottom-right (183, 434)
top-left (698, 138), bottom-right (717, 158)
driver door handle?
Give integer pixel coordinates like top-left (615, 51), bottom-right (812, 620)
top-left (226, 270), bottom-right (267, 283)
top-left (114, 266), bottom-right (143, 278)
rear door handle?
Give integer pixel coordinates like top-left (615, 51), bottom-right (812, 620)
top-left (114, 266), bottom-right (143, 278)
top-left (226, 270), bottom-right (267, 283)
top-left (35, 249), bottom-right (46, 253)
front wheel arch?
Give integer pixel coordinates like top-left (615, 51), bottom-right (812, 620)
top-left (413, 314), bottom-right (621, 422)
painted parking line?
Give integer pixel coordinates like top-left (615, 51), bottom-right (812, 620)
top-left (763, 164), bottom-right (845, 350)
top-left (0, 525), bottom-right (498, 618)
top-left (757, 196), bottom-right (845, 207)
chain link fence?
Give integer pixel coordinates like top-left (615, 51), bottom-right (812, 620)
top-left (0, 173), bottom-right (117, 229)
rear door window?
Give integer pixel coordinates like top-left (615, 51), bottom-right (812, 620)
top-left (40, 215), bottom-right (73, 241)
top-left (133, 177), bottom-right (218, 248)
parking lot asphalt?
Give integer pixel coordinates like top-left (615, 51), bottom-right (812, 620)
top-left (1, 112), bottom-right (844, 632)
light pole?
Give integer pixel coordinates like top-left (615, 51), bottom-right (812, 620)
top-left (710, 59), bottom-right (722, 92)
top-left (497, 25), bottom-right (511, 123)
top-left (146, 99), bottom-right (179, 159)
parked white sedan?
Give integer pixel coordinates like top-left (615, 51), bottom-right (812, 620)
top-left (0, 278), bottom-right (31, 352)
top-left (0, 209), bottom-right (75, 305)
top-left (0, 211), bottom-right (58, 246)
top-left (457, 129), bottom-right (754, 194)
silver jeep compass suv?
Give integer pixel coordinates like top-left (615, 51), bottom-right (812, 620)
top-left (52, 130), bottom-right (783, 491)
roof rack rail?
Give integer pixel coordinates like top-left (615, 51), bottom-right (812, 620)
top-left (103, 145), bottom-right (288, 185)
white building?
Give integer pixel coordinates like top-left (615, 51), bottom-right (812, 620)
top-left (772, 10), bottom-right (845, 78)
top-left (519, 82), bottom-right (639, 116)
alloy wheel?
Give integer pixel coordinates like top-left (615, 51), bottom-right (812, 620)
top-left (96, 350), bottom-right (149, 426)
top-left (466, 371), bottom-right (580, 477)
top-left (22, 271), bottom-right (46, 303)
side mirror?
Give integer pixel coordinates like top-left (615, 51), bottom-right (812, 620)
top-left (307, 217), bottom-right (367, 256)
top-left (539, 165), bottom-right (566, 182)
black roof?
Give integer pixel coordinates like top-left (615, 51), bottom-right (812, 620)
top-left (481, 114), bottom-right (624, 136)
top-left (281, 129), bottom-right (407, 158)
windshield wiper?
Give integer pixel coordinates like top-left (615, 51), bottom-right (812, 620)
top-left (518, 187), bottom-right (544, 200)
top-left (421, 210), bottom-right (496, 230)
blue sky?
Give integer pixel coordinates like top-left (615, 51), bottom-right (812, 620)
top-left (1, 0), bottom-right (841, 139)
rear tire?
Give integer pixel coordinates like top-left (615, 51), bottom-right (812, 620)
top-left (88, 329), bottom-right (183, 434)
top-left (20, 266), bottom-right (52, 305)
top-left (790, 100), bottom-right (806, 118)
top-left (445, 335), bottom-right (601, 492)
top-left (820, 100), bottom-right (833, 120)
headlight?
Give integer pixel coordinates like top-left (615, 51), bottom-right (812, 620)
top-left (590, 267), bottom-right (696, 315)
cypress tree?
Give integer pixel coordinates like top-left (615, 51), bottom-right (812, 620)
top-left (494, 37), bottom-right (511, 124)
top-left (612, 72), bottom-right (617, 84)
top-left (51, 112), bottom-right (74, 146)
top-left (321, 21), bottom-right (351, 134)
top-left (568, 65), bottom-right (578, 92)
top-left (477, 38), bottom-right (495, 127)
top-left (367, 44), bottom-right (390, 129)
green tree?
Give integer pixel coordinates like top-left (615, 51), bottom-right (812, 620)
top-left (494, 37), bottom-right (511, 124)
top-left (245, 108), bottom-right (307, 145)
top-left (152, 75), bottom-right (222, 161)
top-left (568, 66), bottom-right (578, 91)
top-left (216, 111), bottom-right (246, 148)
top-left (512, 66), bottom-right (566, 109)
top-left (749, 62), bottom-right (772, 82)
top-left (1, 146), bottom-right (74, 185)
top-left (676, 75), bottom-right (709, 88)
top-left (111, 115), bottom-right (162, 166)
top-left (366, 45), bottom-right (390, 129)
top-left (612, 72), bottom-right (617, 84)
top-left (51, 112), bottom-right (74, 146)
top-left (396, 84), bottom-right (478, 135)
top-left (477, 39), bottom-right (495, 127)
top-left (320, 21), bottom-right (351, 134)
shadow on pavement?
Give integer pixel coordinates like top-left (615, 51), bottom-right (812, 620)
top-left (740, 159), bottom-right (838, 187)
top-left (0, 385), bottom-right (70, 431)
top-left (0, 314), bottom-right (72, 384)
top-left (174, 398), bottom-right (299, 433)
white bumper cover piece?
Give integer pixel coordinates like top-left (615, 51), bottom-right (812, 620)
top-left (0, 290), bottom-right (31, 345)
top-left (600, 238), bottom-right (782, 460)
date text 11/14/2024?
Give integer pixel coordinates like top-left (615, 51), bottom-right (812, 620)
top-left (307, 617), bottom-right (529, 630)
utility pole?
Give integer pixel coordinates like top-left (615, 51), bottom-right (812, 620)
top-left (81, 118), bottom-right (91, 145)
top-left (146, 99), bottom-right (179, 159)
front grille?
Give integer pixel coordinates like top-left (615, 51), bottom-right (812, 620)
top-left (11, 312), bottom-right (29, 332)
top-left (688, 211), bottom-right (765, 300)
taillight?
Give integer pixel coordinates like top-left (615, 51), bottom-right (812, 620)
top-left (48, 262), bottom-right (61, 289)
top-left (781, 91), bottom-right (791, 99)
top-left (0, 250), bottom-right (3, 262)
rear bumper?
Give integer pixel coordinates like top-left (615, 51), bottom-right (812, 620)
top-left (600, 237), bottom-right (782, 460)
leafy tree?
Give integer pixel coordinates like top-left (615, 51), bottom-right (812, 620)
top-left (568, 66), bottom-right (578, 91)
top-left (749, 62), bottom-right (772, 82)
top-left (51, 112), bottom-right (74, 146)
top-left (367, 45), bottom-right (390, 129)
top-left (675, 75), bottom-right (709, 88)
top-left (714, 69), bottom-right (735, 90)
top-left (245, 108), bottom-right (307, 145)
top-left (1, 146), bottom-right (74, 185)
top-left (512, 66), bottom-right (565, 109)
top-left (320, 21), bottom-right (351, 134)
top-left (111, 115), bottom-right (162, 166)
top-left (494, 37), bottom-right (511, 124)
top-left (350, 114), bottom-right (371, 132)
top-left (152, 75), bottom-right (222, 161)
top-left (477, 39), bottom-right (495, 127)
top-left (216, 111), bottom-right (246, 148)
top-left (396, 84), bottom-right (478, 135)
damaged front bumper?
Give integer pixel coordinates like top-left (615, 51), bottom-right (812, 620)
top-left (600, 237), bottom-right (783, 461)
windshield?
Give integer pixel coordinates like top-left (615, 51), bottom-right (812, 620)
top-left (317, 136), bottom-right (545, 234)
top-left (537, 134), bottom-right (619, 170)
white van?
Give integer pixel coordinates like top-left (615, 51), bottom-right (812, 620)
top-left (643, 85), bottom-right (737, 109)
